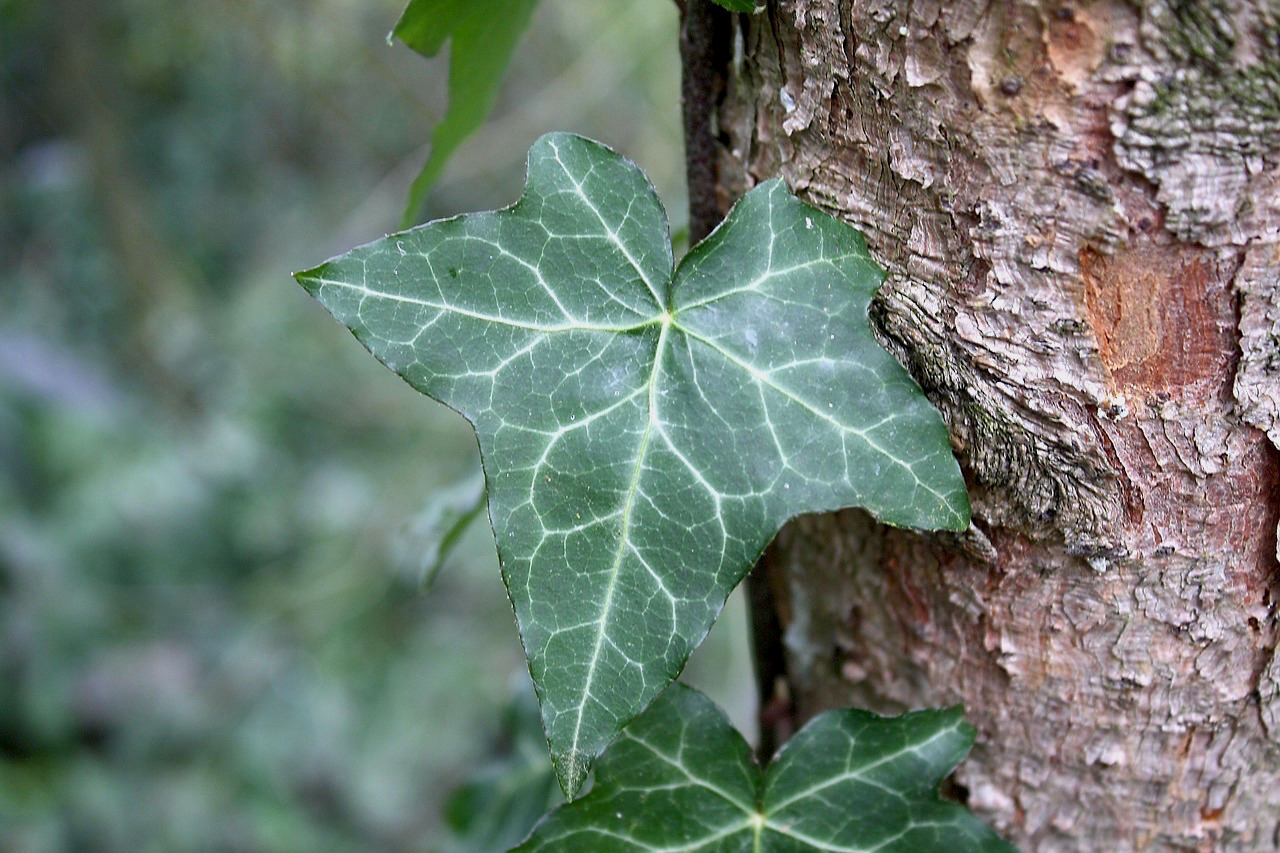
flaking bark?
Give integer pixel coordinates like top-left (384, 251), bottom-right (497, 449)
top-left (707, 1), bottom-right (1280, 848)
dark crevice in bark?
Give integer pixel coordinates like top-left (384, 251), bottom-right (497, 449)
top-left (748, 543), bottom-right (794, 759)
top-left (680, 0), bottom-right (733, 243)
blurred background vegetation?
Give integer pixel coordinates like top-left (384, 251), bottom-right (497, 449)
top-left (0, 0), bottom-right (754, 849)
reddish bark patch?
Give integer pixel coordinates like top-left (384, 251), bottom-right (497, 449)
top-left (1080, 244), bottom-right (1234, 396)
top-left (1045, 4), bottom-right (1104, 89)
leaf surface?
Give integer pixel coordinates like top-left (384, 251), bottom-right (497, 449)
top-left (392, 0), bottom-right (539, 226)
top-left (296, 133), bottom-right (969, 795)
top-left (515, 684), bottom-right (1015, 852)
top-left (708, 0), bottom-right (759, 11)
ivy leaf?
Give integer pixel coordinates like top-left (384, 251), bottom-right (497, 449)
top-left (515, 684), bottom-right (1014, 852)
top-left (392, 0), bottom-right (539, 227)
top-left (707, 0), bottom-right (759, 12)
top-left (296, 133), bottom-right (969, 796)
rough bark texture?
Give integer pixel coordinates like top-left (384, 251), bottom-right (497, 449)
top-left (709, 1), bottom-right (1280, 849)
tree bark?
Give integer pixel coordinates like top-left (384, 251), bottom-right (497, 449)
top-left (698, 1), bottom-right (1280, 848)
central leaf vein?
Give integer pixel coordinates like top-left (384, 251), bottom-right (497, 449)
top-left (566, 317), bottom-right (671, 763)
top-left (311, 275), bottom-right (659, 335)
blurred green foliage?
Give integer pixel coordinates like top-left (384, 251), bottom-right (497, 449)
top-left (0, 0), bottom-right (749, 849)
top-left (435, 687), bottom-right (561, 853)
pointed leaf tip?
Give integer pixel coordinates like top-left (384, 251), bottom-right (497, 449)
top-left (298, 133), bottom-right (970, 790)
top-left (552, 750), bottom-right (590, 800)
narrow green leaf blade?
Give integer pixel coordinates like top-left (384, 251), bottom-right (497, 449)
top-left (391, 0), bottom-right (475, 55)
top-left (515, 685), bottom-right (1015, 852)
top-left (392, 0), bottom-right (539, 227)
top-left (296, 133), bottom-right (968, 797)
top-left (397, 465), bottom-right (486, 589)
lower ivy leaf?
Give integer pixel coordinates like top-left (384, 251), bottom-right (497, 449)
top-left (296, 133), bottom-right (969, 797)
top-left (515, 684), bottom-right (1015, 852)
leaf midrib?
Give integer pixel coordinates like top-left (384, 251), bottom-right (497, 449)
top-left (566, 313), bottom-right (673, 773)
top-left (304, 276), bottom-right (661, 335)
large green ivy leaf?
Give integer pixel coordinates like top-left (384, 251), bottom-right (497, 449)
top-left (296, 133), bottom-right (969, 796)
top-left (515, 684), bottom-right (1014, 852)
top-left (392, 0), bottom-right (539, 227)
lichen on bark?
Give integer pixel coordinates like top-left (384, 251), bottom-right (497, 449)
top-left (1111, 1), bottom-right (1280, 245)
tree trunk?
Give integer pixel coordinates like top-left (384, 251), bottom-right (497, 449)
top-left (688, 0), bottom-right (1280, 848)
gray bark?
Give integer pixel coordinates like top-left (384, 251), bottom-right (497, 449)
top-left (708, 1), bottom-right (1280, 848)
